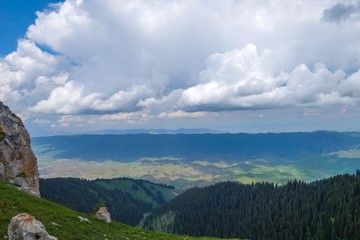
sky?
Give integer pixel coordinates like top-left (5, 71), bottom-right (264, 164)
top-left (1, 0), bottom-right (360, 136)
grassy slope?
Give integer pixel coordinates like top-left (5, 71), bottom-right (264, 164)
top-left (0, 182), bottom-right (229, 240)
top-left (94, 178), bottom-right (181, 207)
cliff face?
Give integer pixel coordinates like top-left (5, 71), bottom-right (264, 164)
top-left (0, 101), bottom-right (40, 196)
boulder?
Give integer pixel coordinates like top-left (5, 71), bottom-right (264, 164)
top-left (95, 207), bottom-right (111, 223)
top-left (0, 101), bottom-right (40, 197)
top-left (7, 213), bottom-right (57, 240)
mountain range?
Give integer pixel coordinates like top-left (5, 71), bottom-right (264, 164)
top-left (84, 128), bottom-right (225, 135)
top-left (3, 101), bottom-right (359, 240)
top-left (33, 131), bottom-right (360, 188)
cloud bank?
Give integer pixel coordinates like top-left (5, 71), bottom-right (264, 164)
top-left (1, 0), bottom-right (360, 131)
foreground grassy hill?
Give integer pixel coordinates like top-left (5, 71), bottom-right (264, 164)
top-left (0, 181), bottom-right (229, 240)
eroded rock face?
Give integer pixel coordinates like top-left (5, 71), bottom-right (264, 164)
top-left (8, 213), bottom-right (58, 240)
top-left (0, 101), bottom-right (40, 196)
top-left (95, 207), bottom-right (111, 223)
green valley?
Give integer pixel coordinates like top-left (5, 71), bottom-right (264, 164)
top-left (33, 131), bottom-right (360, 188)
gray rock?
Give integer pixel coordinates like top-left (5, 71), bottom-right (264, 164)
top-left (0, 101), bottom-right (40, 197)
top-left (95, 207), bottom-right (111, 223)
top-left (7, 213), bottom-right (57, 240)
top-left (77, 216), bottom-right (90, 223)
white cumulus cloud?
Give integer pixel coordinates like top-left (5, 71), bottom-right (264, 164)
top-left (1, 0), bottom-right (360, 132)
top-left (178, 44), bottom-right (359, 111)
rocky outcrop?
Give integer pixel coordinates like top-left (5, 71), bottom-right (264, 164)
top-left (8, 213), bottom-right (57, 240)
top-left (95, 207), bottom-right (111, 223)
top-left (0, 101), bottom-right (40, 196)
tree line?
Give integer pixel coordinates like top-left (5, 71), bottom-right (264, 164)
top-left (143, 170), bottom-right (360, 240)
top-left (40, 177), bottom-right (159, 226)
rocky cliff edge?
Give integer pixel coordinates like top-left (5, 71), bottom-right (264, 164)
top-left (0, 101), bottom-right (40, 197)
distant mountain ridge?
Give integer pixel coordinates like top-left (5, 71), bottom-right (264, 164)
top-left (32, 131), bottom-right (360, 162)
top-left (83, 128), bottom-right (225, 135)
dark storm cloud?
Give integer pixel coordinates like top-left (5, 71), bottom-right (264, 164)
top-left (322, 1), bottom-right (360, 23)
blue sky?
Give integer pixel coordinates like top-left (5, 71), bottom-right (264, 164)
top-left (1, 0), bottom-right (360, 136)
top-left (0, 0), bottom-right (62, 56)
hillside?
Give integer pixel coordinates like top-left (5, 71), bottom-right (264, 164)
top-left (39, 177), bottom-right (180, 226)
top-left (142, 170), bottom-right (360, 240)
top-left (33, 131), bottom-right (360, 188)
top-left (0, 181), bottom-right (230, 240)
top-left (93, 177), bottom-right (179, 206)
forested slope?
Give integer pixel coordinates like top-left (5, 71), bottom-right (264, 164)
top-left (39, 177), bottom-right (178, 226)
top-left (143, 170), bottom-right (360, 240)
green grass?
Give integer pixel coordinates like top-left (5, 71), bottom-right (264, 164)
top-left (94, 178), bottom-right (181, 208)
top-left (36, 156), bottom-right (359, 189)
top-left (0, 182), bottom-right (232, 240)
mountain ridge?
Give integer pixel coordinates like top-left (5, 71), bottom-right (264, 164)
top-left (83, 128), bottom-right (226, 135)
top-left (32, 131), bottom-right (360, 162)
